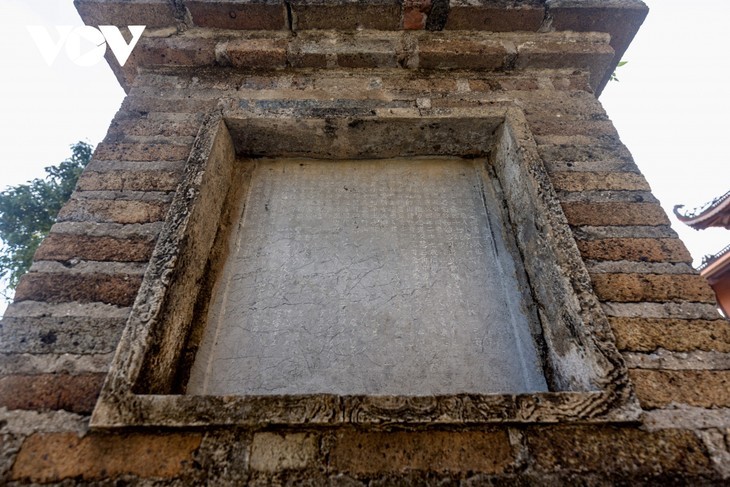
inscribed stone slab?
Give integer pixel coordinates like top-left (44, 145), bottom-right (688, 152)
top-left (187, 158), bottom-right (547, 395)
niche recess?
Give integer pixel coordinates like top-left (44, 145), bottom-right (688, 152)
top-left (91, 106), bottom-right (639, 428)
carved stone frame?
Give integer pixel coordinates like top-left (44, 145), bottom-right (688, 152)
top-left (91, 105), bottom-right (641, 428)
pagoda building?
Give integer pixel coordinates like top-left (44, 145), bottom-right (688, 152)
top-left (675, 190), bottom-right (730, 316)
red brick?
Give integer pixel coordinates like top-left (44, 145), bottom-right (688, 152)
top-left (292, 3), bottom-right (402, 30)
top-left (0, 373), bottom-right (105, 413)
top-left (561, 202), bottom-right (670, 226)
top-left (15, 273), bottom-right (142, 306)
top-left (11, 432), bottom-right (202, 482)
top-left (34, 234), bottom-right (155, 262)
top-left (403, 0), bottom-right (430, 30)
top-left (187, 1), bottom-right (287, 30)
top-left (630, 369), bottom-right (730, 409)
top-left (576, 238), bottom-right (691, 263)
top-left (403, 8), bottom-right (426, 30)
top-left (330, 430), bottom-right (514, 475)
top-left (590, 273), bottom-right (716, 303)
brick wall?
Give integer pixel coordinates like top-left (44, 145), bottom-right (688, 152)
top-left (1, 0), bottom-right (729, 483)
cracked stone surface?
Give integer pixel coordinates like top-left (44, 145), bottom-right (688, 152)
top-left (187, 158), bottom-right (547, 396)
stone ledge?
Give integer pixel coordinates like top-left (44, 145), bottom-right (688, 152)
top-left (114, 29), bottom-right (615, 92)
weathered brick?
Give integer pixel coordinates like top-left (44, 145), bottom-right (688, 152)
top-left (337, 43), bottom-right (399, 69)
top-left (549, 4), bottom-right (648, 62)
top-left (550, 172), bottom-right (650, 192)
top-left (576, 238), bottom-right (691, 263)
top-left (226, 38), bottom-right (288, 69)
top-left (107, 115), bottom-right (202, 139)
top-left (609, 317), bottom-right (730, 353)
top-left (132, 36), bottom-right (217, 67)
top-left (527, 426), bottom-right (713, 476)
top-left (516, 39), bottom-right (614, 75)
top-left (590, 273), bottom-right (716, 303)
top-left (74, 0), bottom-right (176, 28)
top-left (538, 142), bottom-right (632, 164)
top-left (291, 2), bottom-right (402, 30)
top-left (11, 432), bottom-right (201, 482)
top-left (14, 273), bottom-right (142, 306)
top-left (77, 170), bottom-right (182, 192)
top-left (630, 369), bottom-right (730, 409)
top-left (418, 38), bottom-right (508, 70)
top-left (187, 1), bottom-right (288, 30)
top-left (445, 4), bottom-right (544, 31)
top-left (469, 77), bottom-right (539, 91)
top-left (250, 433), bottom-right (319, 472)
top-left (58, 199), bottom-right (170, 224)
top-left (0, 315), bottom-right (126, 354)
top-left (0, 373), bottom-right (105, 413)
top-left (34, 234), bottom-right (155, 262)
top-left (330, 430), bottom-right (513, 475)
top-left (93, 142), bottom-right (191, 162)
top-left (562, 202), bottom-right (670, 226)
top-left (121, 95), bottom-right (217, 114)
top-left (525, 116), bottom-right (614, 136)
top-left (550, 73), bottom-right (592, 92)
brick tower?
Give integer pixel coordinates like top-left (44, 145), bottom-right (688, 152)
top-left (2, 0), bottom-right (729, 483)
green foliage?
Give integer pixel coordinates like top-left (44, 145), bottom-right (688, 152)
top-left (0, 142), bottom-right (92, 292)
top-left (609, 60), bottom-right (628, 82)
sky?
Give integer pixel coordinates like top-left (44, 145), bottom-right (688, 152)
top-left (0, 0), bottom-right (728, 291)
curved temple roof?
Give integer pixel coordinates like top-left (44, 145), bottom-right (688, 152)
top-left (698, 242), bottom-right (730, 274)
top-left (674, 190), bottom-right (730, 230)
